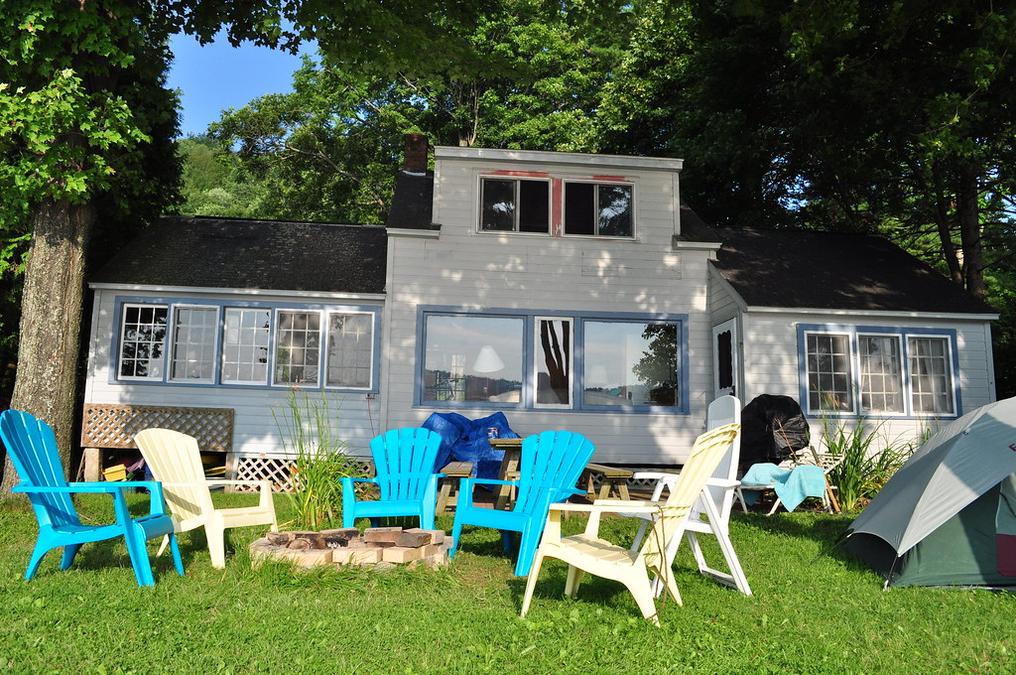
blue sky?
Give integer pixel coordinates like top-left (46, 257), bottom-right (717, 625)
top-left (168, 31), bottom-right (316, 136)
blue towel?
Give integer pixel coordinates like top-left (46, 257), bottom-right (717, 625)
top-left (741, 463), bottom-right (827, 512)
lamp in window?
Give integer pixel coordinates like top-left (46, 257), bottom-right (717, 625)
top-left (473, 345), bottom-right (505, 373)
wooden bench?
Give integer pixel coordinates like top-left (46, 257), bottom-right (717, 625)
top-left (582, 463), bottom-right (634, 501)
top-left (435, 461), bottom-right (473, 514)
top-left (79, 404), bottom-right (234, 481)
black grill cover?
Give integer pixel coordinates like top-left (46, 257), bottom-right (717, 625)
top-left (739, 394), bottom-right (811, 472)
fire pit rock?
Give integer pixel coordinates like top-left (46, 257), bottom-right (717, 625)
top-left (250, 526), bottom-right (451, 570)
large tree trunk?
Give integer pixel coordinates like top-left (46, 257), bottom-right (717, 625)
top-left (931, 161), bottom-right (963, 285)
top-left (956, 162), bottom-right (986, 299)
top-left (0, 199), bottom-right (94, 496)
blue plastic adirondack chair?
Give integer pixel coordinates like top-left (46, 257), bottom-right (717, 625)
top-left (341, 428), bottom-right (443, 529)
top-left (0, 410), bottom-right (183, 587)
top-left (450, 430), bottom-right (596, 576)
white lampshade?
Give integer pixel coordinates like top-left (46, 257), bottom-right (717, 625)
top-left (473, 345), bottom-right (505, 373)
top-left (588, 365), bottom-right (609, 387)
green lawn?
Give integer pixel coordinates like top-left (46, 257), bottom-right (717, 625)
top-left (1, 493), bottom-right (1013, 673)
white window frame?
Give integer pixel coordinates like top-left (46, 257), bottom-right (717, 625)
top-left (856, 332), bottom-right (907, 417)
top-left (167, 304), bottom-right (220, 384)
top-left (906, 332), bottom-right (957, 417)
top-left (476, 175), bottom-right (553, 235)
top-left (116, 302), bottom-right (169, 382)
top-left (561, 179), bottom-right (637, 239)
top-left (323, 310), bottom-right (376, 391)
top-left (533, 316), bottom-right (574, 409)
top-left (803, 330), bottom-right (857, 415)
top-left (270, 308), bottom-right (325, 389)
top-left (220, 307), bottom-right (273, 386)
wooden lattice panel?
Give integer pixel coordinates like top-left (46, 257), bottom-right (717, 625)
top-left (232, 455), bottom-right (374, 493)
top-left (81, 404), bottom-right (234, 452)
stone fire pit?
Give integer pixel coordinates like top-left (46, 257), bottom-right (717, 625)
top-left (250, 526), bottom-right (450, 570)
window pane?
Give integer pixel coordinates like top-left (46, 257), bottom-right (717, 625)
top-left (222, 308), bottom-right (271, 384)
top-left (805, 333), bottom-right (853, 411)
top-left (480, 179), bottom-right (515, 231)
top-left (536, 319), bottom-right (571, 405)
top-left (564, 183), bottom-right (595, 235)
top-left (118, 304), bottom-right (167, 379)
top-left (909, 337), bottom-right (954, 414)
top-left (423, 315), bottom-right (523, 403)
top-left (583, 321), bottom-right (678, 407)
top-left (518, 180), bottom-right (549, 233)
top-left (274, 311), bottom-right (321, 385)
top-left (326, 313), bottom-right (373, 388)
top-left (598, 184), bottom-right (633, 236)
top-left (859, 336), bottom-right (903, 413)
top-left (171, 307), bottom-right (217, 381)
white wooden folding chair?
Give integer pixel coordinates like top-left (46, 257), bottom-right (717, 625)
top-left (734, 447), bottom-right (844, 515)
top-left (625, 395), bottom-right (751, 596)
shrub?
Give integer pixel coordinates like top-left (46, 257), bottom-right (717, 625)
top-left (273, 389), bottom-right (356, 530)
top-left (822, 419), bottom-right (914, 511)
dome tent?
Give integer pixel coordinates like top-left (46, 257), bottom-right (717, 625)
top-left (844, 397), bottom-right (1016, 587)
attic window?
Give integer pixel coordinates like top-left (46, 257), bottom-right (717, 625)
top-left (480, 178), bottom-right (550, 233)
top-left (564, 182), bottom-right (634, 237)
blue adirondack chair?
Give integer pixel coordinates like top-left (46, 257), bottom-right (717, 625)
top-left (341, 428), bottom-right (443, 529)
top-left (0, 410), bottom-right (183, 587)
top-left (450, 430), bottom-right (595, 576)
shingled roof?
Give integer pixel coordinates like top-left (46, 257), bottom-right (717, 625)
top-left (92, 216), bottom-right (387, 294)
top-left (705, 226), bottom-right (995, 314)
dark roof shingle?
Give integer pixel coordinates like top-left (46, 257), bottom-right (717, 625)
top-left (707, 226), bottom-right (995, 314)
top-left (92, 216), bottom-right (387, 294)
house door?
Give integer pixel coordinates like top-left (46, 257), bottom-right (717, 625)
top-left (712, 319), bottom-right (740, 399)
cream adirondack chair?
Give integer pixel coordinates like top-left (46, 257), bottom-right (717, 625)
top-left (625, 395), bottom-right (751, 596)
top-left (134, 428), bottom-right (278, 569)
top-left (520, 423), bottom-right (741, 626)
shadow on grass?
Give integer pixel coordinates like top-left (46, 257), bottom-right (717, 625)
top-left (730, 511), bottom-right (872, 571)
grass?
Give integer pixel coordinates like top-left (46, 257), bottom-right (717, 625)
top-left (1, 493), bottom-right (1014, 673)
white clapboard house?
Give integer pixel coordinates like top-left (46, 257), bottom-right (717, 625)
top-left (82, 135), bottom-right (999, 479)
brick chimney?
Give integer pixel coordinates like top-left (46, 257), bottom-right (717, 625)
top-left (402, 133), bottom-right (429, 173)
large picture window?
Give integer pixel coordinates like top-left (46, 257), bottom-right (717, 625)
top-left (564, 182), bottom-right (634, 237)
top-left (169, 306), bottom-right (219, 382)
top-left (326, 312), bottom-right (374, 389)
top-left (800, 326), bottom-right (958, 417)
top-left (273, 310), bottom-right (321, 386)
top-left (118, 304), bottom-right (168, 380)
top-left (222, 308), bottom-right (271, 385)
top-left (583, 320), bottom-right (678, 407)
top-left (422, 314), bottom-right (524, 403)
top-left (479, 178), bottom-right (550, 233)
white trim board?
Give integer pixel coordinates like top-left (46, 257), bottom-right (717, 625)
top-left (89, 283), bottom-right (386, 302)
top-left (434, 146), bottom-right (683, 172)
top-left (744, 306), bottom-right (999, 321)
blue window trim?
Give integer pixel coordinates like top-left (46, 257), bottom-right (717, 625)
top-left (108, 295), bottom-right (383, 394)
top-left (414, 305), bottom-right (690, 415)
top-left (796, 323), bottom-right (962, 420)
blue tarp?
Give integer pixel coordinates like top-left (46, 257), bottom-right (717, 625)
top-left (422, 412), bottom-right (519, 479)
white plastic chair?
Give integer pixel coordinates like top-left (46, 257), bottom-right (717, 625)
top-left (134, 428), bottom-right (278, 569)
top-left (626, 395), bottom-right (751, 596)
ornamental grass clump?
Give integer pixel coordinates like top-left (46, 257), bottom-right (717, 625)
top-left (822, 419), bottom-right (915, 511)
top-left (273, 389), bottom-right (356, 530)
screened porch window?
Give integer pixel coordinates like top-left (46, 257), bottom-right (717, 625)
top-left (326, 312), bottom-right (374, 389)
top-left (221, 308), bottom-right (271, 385)
top-left (169, 306), bottom-right (218, 382)
top-left (479, 178), bottom-right (550, 233)
top-left (422, 314), bottom-right (524, 403)
top-left (273, 311), bottom-right (321, 386)
top-left (805, 333), bottom-right (853, 412)
top-left (118, 304), bottom-right (168, 380)
top-left (858, 334), bottom-right (904, 413)
top-left (909, 336), bottom-right (955, 415)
